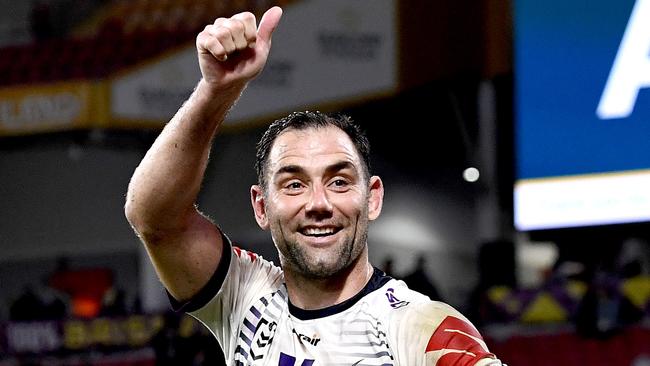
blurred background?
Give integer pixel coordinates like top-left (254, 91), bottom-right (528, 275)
top-left (1, 0), bottom-right (649, 365)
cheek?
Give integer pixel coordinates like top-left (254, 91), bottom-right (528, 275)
top-left (268, 194), bottom-right (305, 219)
top-left (336, 192), bottom-right (367, 214)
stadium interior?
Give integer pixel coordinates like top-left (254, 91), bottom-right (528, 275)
top-left (1, 0), bottom-right (649, 365)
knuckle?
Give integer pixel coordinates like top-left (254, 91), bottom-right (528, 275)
top-left (234, 11), bottom-right (255, 22)
top-left (226, 19), bottom-right (245, 33)
top-left (196, 32), bottom-right (208, 47)
top-left (223, 42), bottom-right (235, 52)
top-left (236, 20), bottom-right (247, 32)
top-left (197, 29), bottom-right (210, 41)
top-left (212, 27), bottom-right (231, 41)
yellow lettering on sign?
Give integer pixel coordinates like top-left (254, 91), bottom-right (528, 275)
top-left (125, 316), bottom-right (150, 346)
top-left (90, 319), bottom-right (113, 346)
top-left (63, 321), bottom-right (88, 349)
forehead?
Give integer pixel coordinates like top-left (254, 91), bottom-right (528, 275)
top-left (268, 126), bottom-right (362, 170)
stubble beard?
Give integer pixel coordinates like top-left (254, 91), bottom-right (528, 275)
top-left (273, 216), bottom-right (369, 280)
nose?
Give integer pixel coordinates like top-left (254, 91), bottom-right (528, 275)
top-left (305, 183), bottom-right (333, 217)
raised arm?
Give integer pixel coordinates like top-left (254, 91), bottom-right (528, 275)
top-left (125, 7), bottom-right (283, 302)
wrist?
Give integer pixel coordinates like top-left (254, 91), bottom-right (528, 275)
top-left (188, 78), bottom-right (247, 119)
top-left (196, 78), bottom-right (247, 100)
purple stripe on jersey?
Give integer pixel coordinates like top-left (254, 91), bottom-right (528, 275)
top-left (271, 297), bottom-right (283, 310)
top-left (278, 288), bottom-right (287, 300)
top-left (251, 306), bottom-right (262, 318)
top-left (243, 318), bottom-right (256, 332)
top-left (279, 353), bottom-right (296, 366)
top-left (279, 353), bottom-right (315, 366)
top-left (235, 345), bottom-right (248, 359)
top-left (239, 331), bottom-right (252, 346)
top-left (260, 296), bottom-right (269, 306)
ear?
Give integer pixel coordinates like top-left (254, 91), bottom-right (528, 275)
top-left (251, 185), bottom-right (270, 230)
top-left (367, 176), bottom-right (384, 221)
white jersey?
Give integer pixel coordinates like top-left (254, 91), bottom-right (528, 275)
top-left (172, 238), bottom-right (502, 366)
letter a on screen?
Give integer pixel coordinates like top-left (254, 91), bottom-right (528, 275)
top-left (597, 0), bottom-right (650, 119)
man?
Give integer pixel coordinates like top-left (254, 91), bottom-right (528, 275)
top-left (125, 7), bottom-right (503, 366)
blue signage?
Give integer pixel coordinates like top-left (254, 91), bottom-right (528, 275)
top-left (515, 0), bottom-right (650, 180)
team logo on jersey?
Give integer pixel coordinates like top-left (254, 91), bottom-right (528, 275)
top-left (385, 288), bottom-right (409, 309)
top-left (425, 316), bottom-right (493, 366)
top-left (292, 329), bottom-right (321, 346)
top-left (250, 318), bottom-right (277, 360)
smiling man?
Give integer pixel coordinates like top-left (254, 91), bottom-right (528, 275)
top-left (249, 114), bottom-right (382, 312)
top-left (125, 7), bottom-right (503, 366)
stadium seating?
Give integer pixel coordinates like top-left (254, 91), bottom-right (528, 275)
top-left (0, 0), bottom-right (295, 87)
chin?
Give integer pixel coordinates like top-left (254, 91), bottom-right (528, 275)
top-left (295, 256), bottom-right (346, 279)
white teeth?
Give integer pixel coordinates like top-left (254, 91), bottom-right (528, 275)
top-left (303, 227), bottom-right (335, 236)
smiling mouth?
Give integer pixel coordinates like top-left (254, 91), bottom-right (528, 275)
top-left (300, 227), bottom-right (341, 237)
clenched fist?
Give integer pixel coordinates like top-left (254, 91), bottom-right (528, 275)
top-left (196, 7), bottom-right (283, 88)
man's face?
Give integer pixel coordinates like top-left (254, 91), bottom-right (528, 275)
top-left (251, 126), bottom-right (383, 279)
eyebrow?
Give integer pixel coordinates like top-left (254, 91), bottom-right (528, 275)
top-left (273, 161), bottom-right (357, 179)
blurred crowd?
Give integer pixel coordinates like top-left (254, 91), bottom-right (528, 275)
top-left (3, 236), bottom-right (649, 365)
top-left (1, 0), bottom-right (649, 365)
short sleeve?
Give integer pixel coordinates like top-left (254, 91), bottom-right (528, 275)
top-left (186, 243), bottom-right (283, 360)
top-left (391, 301), bottom-right (501, 366)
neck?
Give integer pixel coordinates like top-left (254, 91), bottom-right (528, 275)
top-left (283, 251), bottom-right (373, 310)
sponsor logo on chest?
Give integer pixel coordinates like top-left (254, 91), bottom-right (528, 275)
top-left (292, 328), bottom-right (321, 346)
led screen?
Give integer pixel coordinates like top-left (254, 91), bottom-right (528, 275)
top-left (514, 0), bottom-right (650, 230)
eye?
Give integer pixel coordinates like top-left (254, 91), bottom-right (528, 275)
top-left (286, 181), bottom-right (304, 190)
top-left (329, 178), bottom-right (350, 191)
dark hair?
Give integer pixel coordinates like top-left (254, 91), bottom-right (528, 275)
top-left (255, 111), bottom-right (371, 189)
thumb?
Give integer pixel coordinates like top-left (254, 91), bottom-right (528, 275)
top-left (257, 6), bottom-right (283, 44)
